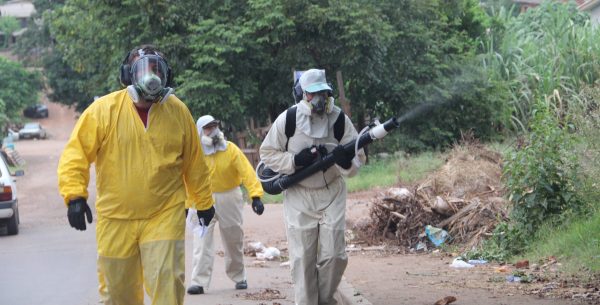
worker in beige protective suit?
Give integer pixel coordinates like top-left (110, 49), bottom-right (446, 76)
top-left (186, 115), bottom-right (265, 295)
top-left (260, 69), bottom-right (365, 305)
top-left (58, 45), bottom-right (214, 305)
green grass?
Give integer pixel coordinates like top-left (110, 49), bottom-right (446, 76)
top-left (520, 208), bottom-right (600, 274)
top-left (345, 157), bottom-right (399, 192)
top-left (395, 151), bottom-right (444, 184)
top-left (345, 152), bottom-right (444, 192)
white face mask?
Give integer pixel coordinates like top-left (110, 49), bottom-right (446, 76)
top-left (201, 127), bottom-right (223, 147)
top-left (201, 135), bottom-right (214, 147)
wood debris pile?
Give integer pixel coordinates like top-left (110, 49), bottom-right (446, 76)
top-left (361, 143), bottom-right (511, 249)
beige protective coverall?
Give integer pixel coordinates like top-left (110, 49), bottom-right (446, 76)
top-left (260, 102), bottom-right (364, 305)
top-left (187, 141), bottom-right (263, 288)
top-left (58, 88), bottom-right (213, 305)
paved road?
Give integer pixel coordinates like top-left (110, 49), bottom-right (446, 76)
top-left (0, 102), bottom-right (303, 305)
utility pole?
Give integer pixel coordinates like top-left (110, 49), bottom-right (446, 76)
top-left (336, 71), bottom-right (351, 118)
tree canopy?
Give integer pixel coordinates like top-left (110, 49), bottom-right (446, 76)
top-left (0, 57), bottom-right (42, 126)
top-left (16, 0), bottom-right (507, 150)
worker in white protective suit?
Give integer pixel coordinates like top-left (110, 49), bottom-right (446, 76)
top-left (58, 45), bottom-right (214, 305)
top-left (259, 69), bottom-right (365, 305)
top-left (186, 115), bottom-right (265, 295)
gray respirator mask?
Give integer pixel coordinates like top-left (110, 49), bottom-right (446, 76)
top-left (131, 55), bottom-right (171, 102)
top-left (310, 93), bottom-right (328, 115)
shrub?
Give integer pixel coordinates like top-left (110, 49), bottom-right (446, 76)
top-left (503, 95), bottom-right (581, 240)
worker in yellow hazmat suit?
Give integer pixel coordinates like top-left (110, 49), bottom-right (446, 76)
top-left (186, 115), bottom-right (264, 295)
top-left (57, 45), bottom-right (214, 305)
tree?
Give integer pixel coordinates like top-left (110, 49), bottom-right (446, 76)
top-left (0, 57), bottom-right (42, 126)
top-left (176, 0), bottom-right (395, 128)
top-left (0, 16), bottom-right (19, 48)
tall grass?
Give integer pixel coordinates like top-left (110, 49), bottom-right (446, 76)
top-left (517, 77), bottom-right (600, 276)
top-left (482, 2), bottom-right (600, 131)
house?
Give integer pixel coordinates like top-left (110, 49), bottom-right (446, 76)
top-left (513, 0), bottom-right (543, 13)
top-left (0, 0), bottom-right (36, 44)
top-left (579, 0), bottom-right (600, 24)
top-left (513, 0), bottom-right (600, 24)
top-left (0, 0), bottom-right (36, 28)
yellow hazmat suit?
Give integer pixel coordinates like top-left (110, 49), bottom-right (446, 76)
top-left (58, 88), bottom-right (213, 305)
top-left (187, 141), bottom-right (263, 289)
top-left (260, 101), bottom-right (364, 305)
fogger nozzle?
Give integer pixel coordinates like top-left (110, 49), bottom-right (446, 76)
top-left (370, 118), bottom-right (399, 139)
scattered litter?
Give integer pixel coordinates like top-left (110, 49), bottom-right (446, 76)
top-left (415, 241), bottom-right (428, 252)
top-left (237, 288), bottom-right (286, 301)
top-left (449, 258), bottom-right (474, 269)
top-left (248, 241), bottom-right (264, 251)
top-left (432, 196), bottom-right (454, 217)
top-left (279, 261), bottom-right (290, 267)
top-left (434, 295), bottom-right (457, 305)
top-left (494, 265), bottom-right (510, 273)
top-left (256, 247), bottom-right (281, 260)
top-left (387, 187), bottom-right (413, 202)
top-left (515, 260), bottom-right (529, 269)
top-left (506, 275), bottom-right (521, 283)
top-left (467, 259), bottom-right (488, 265)
top-left (345, 245), bottom-right (363, 252)
top-left (425, 225), bottom-right (449, 247)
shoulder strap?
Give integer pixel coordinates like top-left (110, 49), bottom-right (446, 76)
top-left (333, 110), bottom-right (345, 143)
top-left (285, 106), bottom-right (297, 151)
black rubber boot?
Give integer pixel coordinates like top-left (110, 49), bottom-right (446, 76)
top-left (187, 285), bottom-right (204, 295)
top-left (235, 280), bottom-right (248, 290)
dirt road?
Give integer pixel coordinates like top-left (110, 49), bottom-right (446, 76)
top-left (0, 99), bottom-right (586, 305)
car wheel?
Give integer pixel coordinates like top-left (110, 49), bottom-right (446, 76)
top-left (7, 207), bottom-right (19, 235)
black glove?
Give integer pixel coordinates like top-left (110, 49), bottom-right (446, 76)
top-left (316, 144), bottom-right (329, 157)
top-left (67, 198), bottom-right (93, 231)
top-left (332, 145), bottom-right (355, 169)
top-left (197, 206), bottom-right (215, 226)
top-left (294, 147), bottom-right (317, 167)
top-left (251, 197), bottom-right (264, 215)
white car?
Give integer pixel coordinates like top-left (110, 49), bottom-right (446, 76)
top-left (0, 151), bottom-right (23, 235)
top-left (18, 122), bottom-right (47, 140)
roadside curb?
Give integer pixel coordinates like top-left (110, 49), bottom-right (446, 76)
top-left (336, 277), bottom-right (373, 305)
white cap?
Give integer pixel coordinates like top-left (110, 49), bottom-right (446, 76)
top-left (299, 69), bottom-right (332, 93)
top-left (196, 115), bottom-right (220, 130)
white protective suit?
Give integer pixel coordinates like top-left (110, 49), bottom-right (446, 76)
top-left (188, 140), bottom-right (264, 289)
top-left (260, 100), bottom-right (364, 305)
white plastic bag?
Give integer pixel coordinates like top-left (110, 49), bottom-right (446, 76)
top-left (449, 258), bottom-right (474, 269)
top-left (186, 208), bottom-right (208, 238)
top-left (256, 247), bottom-right (281, 260)
top-left (248, 241), bottom-right (265, 252)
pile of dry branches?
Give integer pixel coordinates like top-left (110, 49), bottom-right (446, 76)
top-left (361, 142), bottom-right (510, 249)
